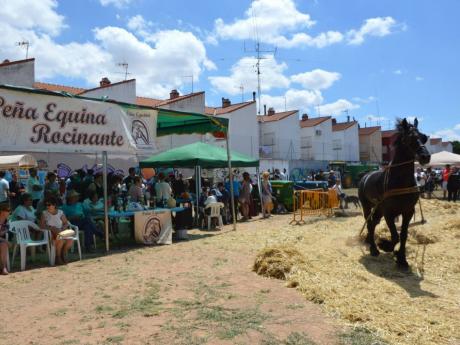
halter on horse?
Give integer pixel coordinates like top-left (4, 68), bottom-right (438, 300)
top-left (358, 118), bottom-right (431, 269)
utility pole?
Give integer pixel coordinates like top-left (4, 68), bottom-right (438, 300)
top-left (16, 41), bottom-right (30, 59)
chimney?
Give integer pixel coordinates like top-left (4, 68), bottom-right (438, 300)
top-left (264, 105), bottom-right (267, 115)
top-left (252, 91), bottom-right (256, 101)
top-left (267, 107), bottom-right (275, 116)
top-left (301, 114), bottom-right (308, 121)
top-left (222, 98), bottom-right (231, 108)
top-left (347, 115), bottom-right (350, 123)
top-left (332, 118), bottom-right (337, 125)
top-left (99, 77), bottom-right (111, 87)
top-left (170, 89), bottom-right (179, 99)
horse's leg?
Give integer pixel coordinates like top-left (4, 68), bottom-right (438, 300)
top-left (395, 209), bottom-right (414, 269)
top-left (365, 208), bottom-right (382, 257)
top-left (379, 213), bottom-right (400, 252)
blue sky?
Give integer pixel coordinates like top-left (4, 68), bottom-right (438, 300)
top-left (1, 0), bottom-right (459, 140)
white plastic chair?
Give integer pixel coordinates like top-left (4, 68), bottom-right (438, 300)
top-left (65, 223), bottom-right (82, 261)
top-left (10, 220), bottom-right (52, 271)
top-left (203, 203), bottom-right (224, 230)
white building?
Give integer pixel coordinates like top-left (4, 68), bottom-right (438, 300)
top-left (426, 138), bottom-right (443, 154)
top-left (359, 126), bottom-right (382, 163)
top-left (205, 98), bottom-right (259, 159)
top-left (0, 58), bottom-right (35, 87)
top-left (441, 141), bottom-right (453, 153)
top-left (299, 115), bottom-right (334, 161)
top-left (258, 108), bottom-right (300, 160)
top-left (331, 119), bottom-right (360, 162)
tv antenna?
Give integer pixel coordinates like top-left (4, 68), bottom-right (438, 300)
top-left (244, 9), bottom-right (277, 114)
top-left (239, 85), bottom-right (244, 102)
top-left (16, 41), bottom-right (30, 59)
top-left (117, 62), bottom-right (130, 80)
top-left (182, 75), bottom-right (194, 93)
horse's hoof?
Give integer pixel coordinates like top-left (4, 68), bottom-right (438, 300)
top-left (378, 239), bottom-right (395, 253)
top-left (370, 247), bottom-right (380, 257)
top-left (397, 260), bottom-right (410, 271)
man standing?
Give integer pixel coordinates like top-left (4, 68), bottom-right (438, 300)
top-left (27, 168), bottom-right (43, 208)
top-left (442, 164), bottom-right (451, 200)
top-left (0, 171), bottom-right (9, 206)
top-left (155, 172), bottom-right (172, 206)
top-left (123, 167), bottom-right (137, 191)
top-left (447, 166), bottom-right (460, 202)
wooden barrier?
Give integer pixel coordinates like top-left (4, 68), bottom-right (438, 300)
top-left (290, 189), bottom-right (340, 225)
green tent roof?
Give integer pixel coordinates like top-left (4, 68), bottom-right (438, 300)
top-left (139, 142), bottom-right (259, 169)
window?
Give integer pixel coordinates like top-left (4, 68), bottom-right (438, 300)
top-left (332, 139), bottom-right (342, 150)
top-left (263, 132), bottom-right (275, 146)
top-left (301, 136), bottom-right (312, 148)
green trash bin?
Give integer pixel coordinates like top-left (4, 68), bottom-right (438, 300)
top-left (270, 180), bottom-right (294, 211)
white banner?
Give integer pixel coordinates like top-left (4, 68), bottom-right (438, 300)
top-left (0, 88), bottom-right (157, 154)
top-left (134, 210), bottom-right (172, 245)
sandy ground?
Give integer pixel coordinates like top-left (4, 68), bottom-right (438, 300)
top-left (1, 189), bottom-right (458, 345)
top-left (0, 217), bottom-right (338, 345)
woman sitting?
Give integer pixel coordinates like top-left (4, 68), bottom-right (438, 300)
top-left (61, 190), bottom-right (102, 252)
top-left (39, 196), bottom-right (73, 265)
top-left (83, 191), bottom-right (104, 216)
top-left (0, 203), bottom-right (11, 275)
top-left (11, 193), bottom-right (36, 222)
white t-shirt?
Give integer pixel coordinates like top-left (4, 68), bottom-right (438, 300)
top-left (12, 205), bottom-right (36, 222)
top-left (43, 210), bottom-right (64, 229)
top-left (204, 195), bottom-right (217, 206)
top-left (0, 178), bottom-right (9, 202)
top-left (155, 181), bottom-right (172, 201)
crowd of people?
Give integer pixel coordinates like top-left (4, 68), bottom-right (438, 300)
top-left (414, 164), bottom-right (460, 201)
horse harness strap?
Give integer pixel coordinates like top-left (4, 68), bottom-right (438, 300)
top-left (383, 186), bottom-right (420, 199)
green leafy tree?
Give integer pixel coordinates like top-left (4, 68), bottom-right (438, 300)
top-left (452, 141), bottom-right (460, 154)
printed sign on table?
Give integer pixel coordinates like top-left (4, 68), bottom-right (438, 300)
top-left (134, 210), bottom-right (172, 245)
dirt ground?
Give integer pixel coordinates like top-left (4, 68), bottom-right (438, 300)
top-left (1, 189), bottom-right (457, 345)
top-left (0, 217), bottom-right (339, 345)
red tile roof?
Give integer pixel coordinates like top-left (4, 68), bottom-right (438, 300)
top-left (381, 130), bottom-right (398, 139)
top-left (205, 101), bottom-right (255, 115)
top-left (33, 82), bottom-right (86, 95)
top-left (332, 121), bottom-right (358, 132)
top-left (0, 58), bottom-right (35, 67)
top-left (429, 138), bottom-right (442, 145)
top-left (359, 126), bottom-right (381, 136)
top-left (136, 96), bottom-right (164, 107)
top-left (299, 116), bottom-right (331, 128)
top-left (257, 110), bottom-right (298, 123)
top-left (77, 79), bottom-right (136, 94)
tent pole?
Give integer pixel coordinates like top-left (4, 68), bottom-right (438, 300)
top-left (102, 151), bottom-right (109, 252)
top-left (195, 166), bottom-right (201, 227)
top-left (226, 135), bottom-right (237, 231)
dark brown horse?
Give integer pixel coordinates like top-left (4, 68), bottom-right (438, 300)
top-left (358, 118), bottom-right (430, 269)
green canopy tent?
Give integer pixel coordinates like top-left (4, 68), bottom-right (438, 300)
top-left (140, 142), bottom-right (259, 229)
top-left (139, 142), bottom-right (259, 169)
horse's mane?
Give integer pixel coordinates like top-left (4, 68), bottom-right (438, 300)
top-left (393, 118), bottom-right (411, 148)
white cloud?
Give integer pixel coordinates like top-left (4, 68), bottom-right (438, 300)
top-left (352, 96), bottom-right (376, 104)
top-left (347, 17), bottom-right (398, 45)
top-left (212, 1), bottom-right (399, 48)
top-left (0, 0), bottom-right (65, 36)
top-left (318, 99), bottom-right (359, 116)
top-left (363, 114), bottom-right (388, 122)
top-left (291, 69), bottom-right (341, 90)
top-left (393, 69), bottom-right (403, 75)
top-left (100, 0), bottom-right (132, 9)
top-left (430, 128), bottom-right (460, 142)
top-left (260, 89), bottom-right (323, 113)
top-left (0, 1), bottom-right (215, 99)
top-left (213, 0), bottom-right (315, 48)
top-left (415, 76), bottom-right (424, 81)
top-left (127, 15), bottom-right (152, 36)
top-left (208, 55), bottom-right (289, 95)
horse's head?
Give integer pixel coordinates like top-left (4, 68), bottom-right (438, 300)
top-left (396, 118), bottom-right (431, 165)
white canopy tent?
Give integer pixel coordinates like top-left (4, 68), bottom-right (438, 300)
top-left (0, 154), bottom-right (37, 170)
top-left (428, 151), bottom-right (460, 166)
